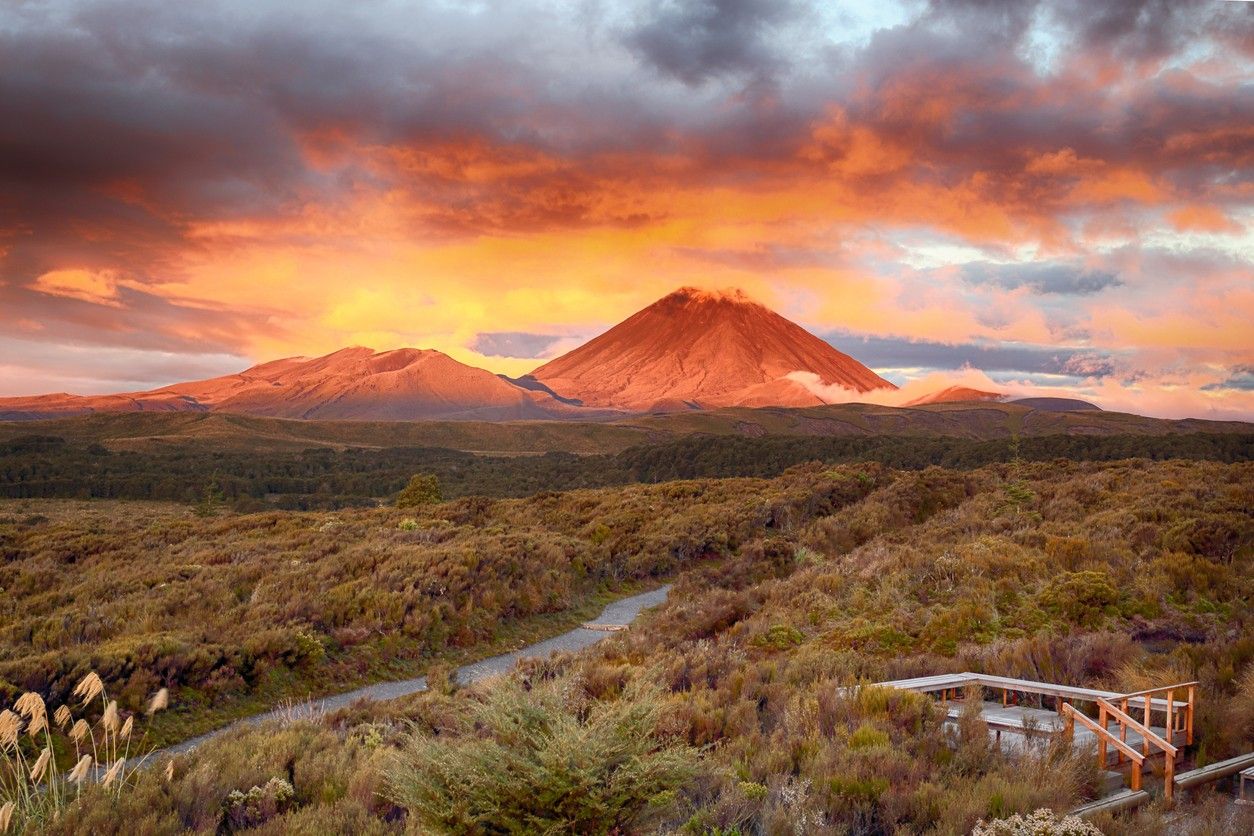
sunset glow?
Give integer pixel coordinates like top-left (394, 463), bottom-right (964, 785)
top-left (1, 0), bottom-right (1251, 418)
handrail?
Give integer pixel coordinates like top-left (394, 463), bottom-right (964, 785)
top-left (877, 672), bottom-right (1188, 711)
top-left (1117, 681), bottom-right (1198, 700)
top-left (1061, 704), bottom-right (1144, 763)
top-left (1096, 698), bottom-right (1177, 756)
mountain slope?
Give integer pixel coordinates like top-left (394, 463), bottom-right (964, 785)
top-left (528, 287), bottom-right (895, 410)
top-left (0, 347), bottom-right (581, 421)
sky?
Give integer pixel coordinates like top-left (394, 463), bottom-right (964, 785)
top-left (1, 0), bottom-right (1251, 419)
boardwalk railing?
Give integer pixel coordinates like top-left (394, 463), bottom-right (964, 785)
top-left (1061, 703), bottom-right (1146, 791)
top-left (1114, 682), bottom-right (1196, 748)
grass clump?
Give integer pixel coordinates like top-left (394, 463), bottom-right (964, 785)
top-left (0, 672), bottom-right (168, 832)
top-left (384, 676), bottom-right (698, 834)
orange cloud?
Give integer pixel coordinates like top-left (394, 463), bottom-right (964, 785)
top-left (1168, 205), bottom-right (1243, 234)
top-left (32, 269), bottom-right (126, 307)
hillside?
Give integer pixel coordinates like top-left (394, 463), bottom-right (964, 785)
top-left (0, 347), bottom-right (593, 422)
top-left (0, 402), bottom-right (1246, 456)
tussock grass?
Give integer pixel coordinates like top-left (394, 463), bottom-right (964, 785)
top-left (0, 671), bottom-right (167, 832)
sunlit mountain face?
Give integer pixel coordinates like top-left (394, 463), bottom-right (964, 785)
top-left (1, 0), bottom-right (1251, 419)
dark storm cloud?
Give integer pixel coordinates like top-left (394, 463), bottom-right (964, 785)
top-left (1202, 366), bottom-right (1254, 392)
top-left (959, 262), bottom-right (1122, 295)
top-left (0, 0), bottom-right (1250, 365)
top-left (0, 280), bottom-right (282, 357)
top-left (823, 332), bottom-right (1117, 378)
top-left (2, 0), bottom-right (1248, 268)
top-left (623, 0), bottom-right (803, 86)
top-left (1054, 0), bottom-right (1219, 64)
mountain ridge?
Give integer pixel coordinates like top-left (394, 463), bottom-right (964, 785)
top-left (0, 287), bottom-right (1121, 422)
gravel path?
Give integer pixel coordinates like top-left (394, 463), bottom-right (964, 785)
top-left (158, 585), bottom-right (671, 758)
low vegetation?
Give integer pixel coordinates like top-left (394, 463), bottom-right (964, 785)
top-left (1, 456), bottom-right (1250, 832)
top-left (0, 464), bottom-right (881, 743)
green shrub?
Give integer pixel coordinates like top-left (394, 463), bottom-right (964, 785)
top-left (1037, 570), bottom-right (1120, 627)
top-left (395, 473), bottom-right (441, 508)
top-left (222, 777), bottom-right (295, 830)
top-left (752, 624), bottom-right (805, 650)
top-left (384, 677), bottom-right (698, 834)
top-left (848, 722), bottom-right (890, 749)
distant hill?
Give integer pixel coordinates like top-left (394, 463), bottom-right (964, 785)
top-left (905, 385), bottom-right (1003, 406)
top-left (1009, 397), bottom-right (1101, 412)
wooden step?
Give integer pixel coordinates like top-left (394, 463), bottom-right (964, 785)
top-left (1173, 752), bottom-right (1254, 790)
top-left (1072, 789), bottom-right (1150, 818)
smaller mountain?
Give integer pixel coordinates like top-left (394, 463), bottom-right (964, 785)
top-left (528, 287), bottom-right (895, 410)
top-left (0, 348), bottom-right (583, 421)
top-left (1009, 397), bottom-right (1101, 412)
top-left (905, 386), bottom-right (1004, 406)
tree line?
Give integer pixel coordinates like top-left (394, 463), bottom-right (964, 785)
top-left (0, 430), bottom-right (1249, 508)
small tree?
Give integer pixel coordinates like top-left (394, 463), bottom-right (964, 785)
top-left (195, 479), bottom-right (225, 517)
top-left (396, 473), bottom-right (441, 508)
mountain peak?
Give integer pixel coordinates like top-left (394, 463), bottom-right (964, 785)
top-left (664, 286), bottom-right (758, 306)
top-left (531, 286), bottom-right (894, 410)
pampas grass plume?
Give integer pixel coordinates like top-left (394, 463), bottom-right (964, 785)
top-left (147, 687), bottom-right (169, 715)
top-left (30, 748), bottom-right (51, 782)
top-left (68, 754), bottom-right (93, 783)
top-left (73, 672), bottom-right (104, 706)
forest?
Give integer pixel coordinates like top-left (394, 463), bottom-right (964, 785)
top-left (0, 456), bottom-right (1250, 833)
top-left (1, 430), bottom-right (1250, 508)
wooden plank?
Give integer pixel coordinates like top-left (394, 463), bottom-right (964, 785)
top-left (1174, 752), bottom-right (1254, 789)
top-left (1098, 704), bottom-right (1108, 765)
top-left (875, 673), bottom-right (1184, 710)
top-left (1072, 789), bottom-right (1150, 819)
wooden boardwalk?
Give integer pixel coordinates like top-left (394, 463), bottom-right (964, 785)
top-left (873, 671), bottom-right (1197, 800)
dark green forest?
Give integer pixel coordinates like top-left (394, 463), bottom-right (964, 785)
top-left (1, 431), bottom-right (1250, 507)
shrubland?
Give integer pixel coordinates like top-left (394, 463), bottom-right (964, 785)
top-left (1, 457), bottom-right (1251, 833)
top-left (0, 465), bottom-right (881, 744)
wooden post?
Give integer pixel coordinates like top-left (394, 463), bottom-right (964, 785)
top-left (1164, 752), bottom-right (1174, 801)
top-left (1118, 698), bottom-right (1129, 764)
top-left (1131, 760), bottom-right (1141, 792)
top-left (1165, 689), bottom-right (1174, 746)
top-left (1143, 695), bottom-right (1152, 756)
top-left (1186, 685), bottom-right (1195, 746)
top-left (1098, 705), bottom-right (1108, 766)
top-left (1002, 688), bottom-right (1007, 706)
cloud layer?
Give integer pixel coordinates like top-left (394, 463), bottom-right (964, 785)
top-left (0, 0), bottom-right (1251, 418)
